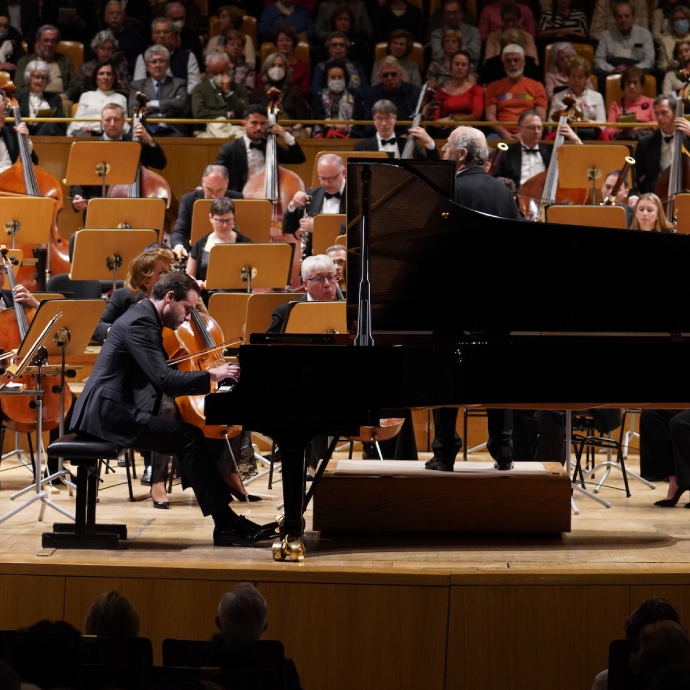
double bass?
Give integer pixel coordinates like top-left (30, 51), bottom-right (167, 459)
top-left (0, 246), bottom-right (71, 433)
top-left (242, 87), bottom-right (304, 290)
top-left (0, 88), bottom-right (70, 291)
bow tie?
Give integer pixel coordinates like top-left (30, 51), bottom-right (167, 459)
top-left (249, 142), bottom-right (265, 150)
top-left (380, 138), bottom-right (397, 146)
top-left (664, 135), bottom-right (674, 144)
top-left (522, 147), bottom-right (540, 154)
top-left (324, 191), bottom-right (342, 200)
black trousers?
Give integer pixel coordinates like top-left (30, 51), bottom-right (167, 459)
top-left (640, 409), bottom-right (690, 485)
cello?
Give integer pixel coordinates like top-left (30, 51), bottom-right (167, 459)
top-left (0, 86), bottom-right (70, 291)
top-left (517, 99), bottom-right (588, 221)
top-left (0, 246), bottom-right (71, 433)
top-left (242, 87), bottom-right (304, 290)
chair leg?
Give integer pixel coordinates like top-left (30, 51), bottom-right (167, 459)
top-left (124, 449), bottom-right (135, 502)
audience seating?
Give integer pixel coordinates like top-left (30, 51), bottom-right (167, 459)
top-left (0, 70), bottom-right (10, 87)
top-left (605, 73), bottom-right (657, 111)
top-left (241, 15), bottom-right (258, 51)
top-left (374, 41), bottom-right (425, 72)
top-left (607, 638), bottom-right (642, 690)
top-left (57, 41), bottom-right (84, 72)
top-left (260, 40), bottom-right (310, 65)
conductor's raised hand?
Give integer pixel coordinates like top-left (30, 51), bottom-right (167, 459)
top-left (209, 362), bottom-right (240, 382)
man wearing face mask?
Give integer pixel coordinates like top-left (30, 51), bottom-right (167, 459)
top-left (165, 1), bottom-right (204, 66)
top-left (191, 52), bottom-right (247, 138)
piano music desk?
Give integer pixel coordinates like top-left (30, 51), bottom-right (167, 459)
top-left (313, 460), bottom-right (571, 534)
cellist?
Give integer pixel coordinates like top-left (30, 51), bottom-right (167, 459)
top-left (0, 258), bottom-right (39, 311)
top-left (70, 102), bottom-right (167, 211)
top-left (0, 95), bottom-right (37, 174)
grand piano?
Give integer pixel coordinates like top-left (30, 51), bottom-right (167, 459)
top-left (205, 158), bottom-right (690, 561)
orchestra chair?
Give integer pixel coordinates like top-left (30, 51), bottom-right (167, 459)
top-left (672, 193), bottom-right (690, 233)
top-left (313, 213), bottom-right (345, 255)
top-left (311, 150), bottom-right (389, 187)
top-left (544, 43), bottom-right (594, 75)
top-left (545, 204), bottom-right (627, 228)
top-left (605, 73), bottom-right (657, 112)
top-left (335, 233), bottom-right (346, 245)
top-left (41, 434), bottom-right (128, 549)
top-left (208, 292), bottom-right (253, 344)
top-left (209, 15), bottom-right (220, 38)
top-left (283, 301), bottom-right (347, 334)
top-left (374, 41), bottom-right (425, 71)
top-left (46, 273), bottom-right (102, 300)
top-left (58, 41), bottom-right (84, 72)
top-left (343, 417), bottom-right (405, 461)
top-left (606, 639), bottom-right (641, 690)
top-left (260, 40), bottom-right (310, 65)
top-left (0, 71), bottom-right (10, 87)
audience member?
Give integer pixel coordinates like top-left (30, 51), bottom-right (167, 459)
top-left (268, 25), bottom-right (310, 98)
top-left (2, 0), bottom-right (38, 41)
top-left (593, 1), bottom-right (655, 92)
top-left (662, 41), bottom-right (690, 93)
top-left (426, 29), bottom-right (462, 88)
top-left (324, 4), bottom-right (371, 70)
top-left (648, 663), bottom-right (690, 690)
top-left (15, 24), bottom-right (79, 103)
top-left (315, 0), bottom-right (372, 43)
top-left (430, 0), bottom-right (480, 66)
top-left (544, 41), bottom-right (576, 100)
top-left (258, 0), bottom-right (315, 43)
top-left (364, 55), bottom-right (420, 121)
top-left (191, 52), bottom-right (246, 138)
top-left (84, 590), bottom-right (141, 637)
top-left (480, 27), bottom-right (542, 84)
top-left (311, 31), bottom-right (369, 100)
top-left (224, 29), bottom-right (257, 91)
top-left (483, 4), bottom-right (538, 65)
top-left (250, 51), bottom-right (311, 121)
top-left (479, 0), bottom-right (536, 39)
top-left (133, 17), bottom-right (201, 95)
top-left (205, 5), bottom-right (256, 65)
top-left (312, 59), bottom-right (365, 132)
top-left (630, 621), bottom-right (690, 685)
top-left (652, 0), bottom-right (686, 43)
top-left (537, 0), bottom-right (588, 46)
top-left (166, 1), bottom-right (204, 66)
top-left (548, 56), bottom-right (605, 140)
top-left (373, 0), bottom-right (426, 44)
top-left (102, 0), bottom-right (144, 71)
top-left (0, 660), bottom-right (20, 690)
top-left (77, 30), bottom-right (130, 95)
top-left (657, 5), bottom-right (690, 71)
top-left (604, 66), bottom-right (656, 139)
top-left (17, 59), bottom-right (64, 135)
top-left (590, 0), bottom-right (649, 40)
top-left (371, 29), bottom-right (421, 87)
top-left (215, 104), bottom-right (306, 192)
top-left (68, 60), bottom-right (129, 136)
top-left (485, 44), bottom-right (547, 140)
top-left (0, 12), bottom-right (24, 76)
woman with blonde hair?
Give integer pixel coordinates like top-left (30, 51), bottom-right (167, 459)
top-left (631, 193), bottom-right (674, 232)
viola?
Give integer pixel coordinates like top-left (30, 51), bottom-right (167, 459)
top-left (0, 246), bottom-right (72, 433)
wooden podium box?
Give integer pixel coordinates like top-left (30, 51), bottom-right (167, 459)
top-left (312, 460), bottom-right (571, 534)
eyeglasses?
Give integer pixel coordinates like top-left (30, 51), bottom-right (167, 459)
top-left (374, 114), bottom-right (395, 122)
top-left (31, 73), bottom-right (48, 80)
top-left (520, 125), bottom-right (543, 131)
top-left (212, 216), bottom-right (234, 225)
top-left (317, 173), bottom-right (342, 182)
top-left (306, 274), bottom-right (337, 283)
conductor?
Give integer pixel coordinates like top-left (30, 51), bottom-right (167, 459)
top-left (70, 272), bottom-right (276, 546)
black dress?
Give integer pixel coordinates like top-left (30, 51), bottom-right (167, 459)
top-left (189, 230), bottom-right (253, 283)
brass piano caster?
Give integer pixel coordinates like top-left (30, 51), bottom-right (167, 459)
top-left (272, 536), bottom-right (305, 562)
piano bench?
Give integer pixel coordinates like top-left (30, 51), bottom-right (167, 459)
top-left (42, 434), bottom-right (127, 550)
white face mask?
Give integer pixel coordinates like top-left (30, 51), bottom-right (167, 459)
top-left (211, 74), bottom-right (225, 88)
top-left (172, 19), bottom-right (184, 30)
top-left (267, 66), bottom-right (285, 82)
top-left (328, 79), bottom-right (346, 93)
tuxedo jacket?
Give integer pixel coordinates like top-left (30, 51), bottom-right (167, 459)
top-left (0, 288), bottom-right (13, 308)
top-left (215, 138), bottom-right (307, 192)
top-left (0, 124), bottom-right (38, 166)
top-left (454, 166), bottom-right (520, 219)
top-left (267, 294), bottom-right (308, 334)
top-left (170, 188), bottom-right (245, 250)
top-left (71, 299), bottom-right (209, 447)
top-left (495, 141), bottom-right (552, 189)
top-left (281, 185), bottom-right (346, 236)
top-left (354, 136), bottom-right (441, 161)
top-left (128, 75), bottom-right (188, 117)
top-left (635, 130), bottom-right (690, 194)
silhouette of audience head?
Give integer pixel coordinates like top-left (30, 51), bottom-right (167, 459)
top-left (624, 597), bottom-right (682, 639)
top-left (216, 582), bottom-right (268, 642)
top-left (84, 590), bottom-right (141, 637)
top-left (0, 660), bottom-right (20, 690)
top-left (648, 662), bottom-right (690, 690)
top-left (630, 620), bottom-right (690, 683)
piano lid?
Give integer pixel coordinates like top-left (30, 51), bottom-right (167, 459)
top-left (345, 158), bottom-right (690, 335)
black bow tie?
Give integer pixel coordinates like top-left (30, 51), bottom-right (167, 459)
top-left (324, 191), bottom-right (342, 200)
top-left (249, 142), bottom-right (265, 150)
top-left (522, 147), bottom-right (540, 154)
top-left (380, 137), bottom-right (397, 146)
top-left (664, 135), bottom-right (674, 144)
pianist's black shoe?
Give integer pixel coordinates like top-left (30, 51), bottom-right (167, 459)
top-left (213, 515), bottom-right (278, 546)
top-left (494, 458), bottom-right (514, 471)
top-left (425, 457), bottom-right (455, 471)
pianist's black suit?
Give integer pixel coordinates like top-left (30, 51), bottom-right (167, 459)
top-left (453, 166), bottom-right (520, 218)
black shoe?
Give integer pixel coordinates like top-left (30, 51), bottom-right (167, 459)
top-left (654, 486), bottom-right (690, 507)
top-left (229, 487), bottom-right (262, 502)
top-left (213, 515), bottom-right (279, 546)
top-left (425, 458), bottom-right (454, 471)
top-left (140, 466), bottom-right (152, 486)
top-left (151, 498), bottom-right (170, 509)
top-left (494, 459), bottom-right (514, 471)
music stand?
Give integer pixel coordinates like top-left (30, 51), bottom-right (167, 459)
top-left (283, 301), bottom-right (347, 333)
top-left (558, 146), bottom-right (632, 205)
top-left (85, 198), bottom-right (166, 233)
top-left (190, 199), bottom-right (273, 246)
top-left (205, 243), bottom-right (294, 293)
top-left (0, 197), bottom-right (55, 251)
top-left (546, 205), bottom-right (627, 229)
top-left (313, 214), bottom-right (345, 255)
top-left (70, 229), bottom-right (158, 291)
top-left (673, 193), bottom-right (690, 233)
top-left (64, 141), bottom-right (141, 199)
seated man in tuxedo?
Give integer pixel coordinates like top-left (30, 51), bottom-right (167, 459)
top-left (281, 153), bottom-right (345, 256)
top-left (327, 243), bottom-right (347, 293)
top-left (494, 109), bottom-right (581, 189)
top-left (0, 95), bottom-right (37, 174)
top-left (354, 99), bottom-right (440, 159)
top-left (636, 94), bottom-right (690, 194)
top-left (129, 44), bottom-right (189, 138)
top-left (171, 164), bottom-right (244, 259)
top-left (215, 104), bottom-right (306, 193)
top-left (71, 103), bottom-right (167, 211)
top-left (601, 168), bottom-right (634, 228)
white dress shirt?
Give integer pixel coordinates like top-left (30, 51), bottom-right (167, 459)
top-left (243, 131), bottom-right (296, 179)
top-left (377, 132), bottom-right (400, 158)
top-left (320, 180), bottom-right (346, 214)
top-left (520, 145), bottom-right (546, 186)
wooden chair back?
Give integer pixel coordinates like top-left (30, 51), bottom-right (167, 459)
top-left (260, 41), bottom-right (310, 65)
top-left (373, 42), bottom-right (425, 71)
top-left (58, 40), bottom-right (84, 72)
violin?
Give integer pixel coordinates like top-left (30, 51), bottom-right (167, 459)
top-left (242, 86), bottom-right (304, 290)
top-left (162, 308), bottom-right (241, 440)
top-left (0, 246), bottom-right (71, 433)
top-left (0, 83), bottom-right (70, 291)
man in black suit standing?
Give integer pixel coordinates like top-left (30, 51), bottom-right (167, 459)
top-left (129, 44), bottom-right (188, 138)
top-left (354, 99), bottom-right (441, 160)
top-left (215, 104), bottom-right (306, 193)
top-left (171, 164), bottom-right (243, 259)
top-left (70, 272), bottom-right (277, 546)
top-left (636, 94), bottom-right (690, 194)
top-left (71, 103), bottom-right (167, 211)
top-left (281, 153), bottom-right (345, 256)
